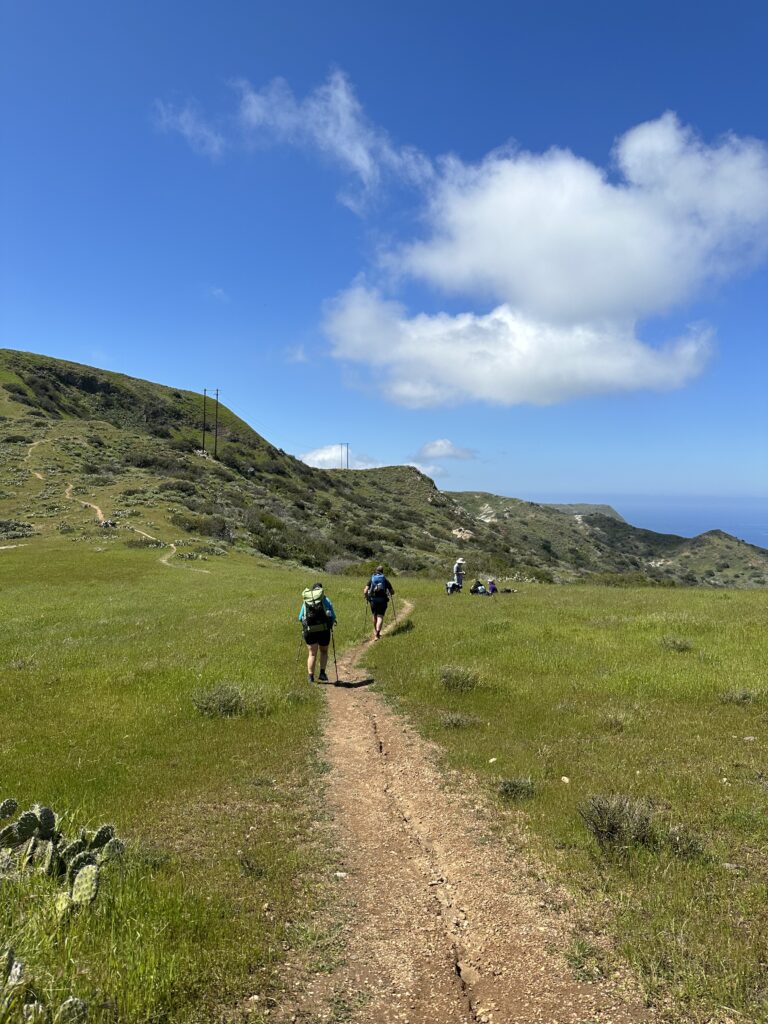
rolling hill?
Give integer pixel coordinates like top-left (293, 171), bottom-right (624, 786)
top-left (1, 348), bottom-right (766, 588)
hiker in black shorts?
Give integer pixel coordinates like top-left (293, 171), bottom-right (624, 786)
top-left (363, 565), bottom-right (394, 640)
top-left (298, 582), bottom-right (337, 683)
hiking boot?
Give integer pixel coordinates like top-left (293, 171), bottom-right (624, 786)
top-left (308, 673), bottom-right (314, 684)
top-left (318, 670), bottom-right (329, 682)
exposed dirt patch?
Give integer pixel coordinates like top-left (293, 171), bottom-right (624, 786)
top-left (274, 604), bottom-right (648, 1024)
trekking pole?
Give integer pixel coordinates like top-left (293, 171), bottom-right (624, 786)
top-left (294, 632), bottom-right (304, 671)
top-left (391, 593), bottom-right (398, 622)
top-left (331, 629), bottom-right (339, 684)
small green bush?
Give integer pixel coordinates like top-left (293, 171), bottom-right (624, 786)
top-left (720, 689), bottom-right (761, 705)
top-left (389, 617), bottom-right (413, 637)
top-left (579, 794), bottom-right (657, 851)
top-left (192, 683), bottom-right (275, 718)
top-left (440, 665), bottom-right (479, 692)
top-left (498, 777), bottom-right (535, 800)
top-left (438, 711), bottom-right (480, 729)
top-left (192, 684), bottom-right (249, 718)
top-left (661, 636), bottom-right (693, 652)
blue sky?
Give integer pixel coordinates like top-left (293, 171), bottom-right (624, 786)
top-left (2, 1), bottom-right (767, 539)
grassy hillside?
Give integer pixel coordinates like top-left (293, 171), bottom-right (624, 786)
top-left (1, 348), bottom-right (766, 588)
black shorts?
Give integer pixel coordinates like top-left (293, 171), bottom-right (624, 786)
top-left (369, 599), bottom-right (388, 616)
top-left (304, 629), bottom-right (331, 647)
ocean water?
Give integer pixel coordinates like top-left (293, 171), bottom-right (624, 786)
top-left (602, 496), bottom-right (768, 549)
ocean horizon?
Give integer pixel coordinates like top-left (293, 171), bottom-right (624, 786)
top-left (535, 495), bottom-right (768, 550)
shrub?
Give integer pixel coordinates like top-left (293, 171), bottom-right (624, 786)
top-left (389, 617), bottom-right (413, 637)
top-left (2, 434), bottom-right (31, 443)
top-left (660, 636), bottom-right (693, 652)
top-left (579, 794), bottom-right (657, 851)
top-left (661, 822), bottom-right (706, 860)
top-left (438, 711), bottom-right (480, 729)
top-left (125, 536), bottom-right (161, 549)
top-left (159, 479), bottom-right (197, 495)
top-left (191, 683), bottom-right (277, 718)
top-left (440, 665), bottom-right (479, 692)
top-left (499, 777), bottom-right (535, 800)
top-left (719, 689), bottom-right (761, 705)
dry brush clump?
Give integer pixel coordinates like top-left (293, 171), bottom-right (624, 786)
top-left (439, 665), bottom-right (479, 693)
top-left (579, 793), bottom-right (705, 860)
top-left (0, 799), bottom-right (125, 1022)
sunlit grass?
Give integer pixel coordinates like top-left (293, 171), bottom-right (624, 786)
top-left (364, 582), bottom-right (768, 1020)
top-left (0, 536), bottom-right (368, 1022)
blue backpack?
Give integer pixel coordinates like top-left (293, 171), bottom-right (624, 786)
top-left (369, 573), bottom-right (388, 600)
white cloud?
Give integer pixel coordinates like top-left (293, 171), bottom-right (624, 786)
top-left (300, 444), bottom-right (383, 470)
top-left (417, 438), bottom-right (475, 460)
top-left (155, 101), bottom-right (225, 159)
top-left (234, 70), bottom-right (432, 202)
top-left (206, 285), bottom-right (230, 302)
top-left (324, 285), bottom-right (711, 407)
top-left (399, 113), bottom-right (768, 323)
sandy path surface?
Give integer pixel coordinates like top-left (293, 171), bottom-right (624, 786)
top-left (276, 605), bottom-right (646, 1024)
top-left (64, 482), bottom-right (106, 523)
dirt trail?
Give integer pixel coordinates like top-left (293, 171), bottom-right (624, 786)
top-left (64, 483), bottom-right (105, 523)
top-left (277, 605), bottom-right (645, 1024)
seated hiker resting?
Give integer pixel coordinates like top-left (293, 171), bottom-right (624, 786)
top-left (363, 565), bottom-right (395, 640)
top-left (298, 582), bottom-right (336, 683)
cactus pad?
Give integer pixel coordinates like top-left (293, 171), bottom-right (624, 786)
top-left (14, 811), bottom-right (39, 844)
top-left (1, 947), bottom-right (14, 982)
top-left (22, 999), bottom-right (50, 1022)
top-left (33, 805), bottom-right (56, 841)
top-left (66, 851), bottom-right (96, 885)
top-left (97, 838), bottom-right (125, 864)
top-left (54, 893), bottom-right (74, 919)
top-left (71, 864), bottom-right (100, 906)
top-left (54, 998), bottom-right (88, 1024)
top-left (59, 839), bottom-right (87, 864)
top-left (88, 825), bottom-right (115, 850)
top-left (0, 823), bottom-right (21, 849)
top-left (0, 799), bottom-right (17, 820)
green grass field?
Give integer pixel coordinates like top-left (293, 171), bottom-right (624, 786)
top-left (363, 583), bottom-right (768, 1023)
top-left (1, 537), bottom-right (369, 1023)
top-left (3, 534), bottom-right (767, 1023)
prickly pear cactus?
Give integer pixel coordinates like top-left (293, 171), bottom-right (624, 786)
top-left (33, 805), bottom-right (56, 841)
top-left (22, 999), bottom-right (51, 1022)
top-left (71, 864), bottom-right (99, 907)
top-left (0, 823), bottom-right (20, 849)
top-left (14, 811), bottom-right (39, 845)
top-left (41, 840), bottom-right (64, 879)
top-left (88, 825), bottom-right (114, 851)
top-left (0, 798), bottom-right (17, 820)
top-left (54, 893), bottom-right (74, 919)
top-left (59, 838), bottom-right (87, 865)
top-left (54, 997), bottom-right (88, 1024)
top-left (97, 838), bottom-right (125, 864)
top-left (66, 851), bottom-right (96, 886)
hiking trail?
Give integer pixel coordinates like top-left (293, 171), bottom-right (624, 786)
top-left (65, 482), bottom-right (105, 523)
top-left (275, 603), bottom-right (646, 1024)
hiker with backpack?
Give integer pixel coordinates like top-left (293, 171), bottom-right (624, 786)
top-left (298, 582), bottom-right (337, 683)
top-left (363, 565), bottom-right (394, 641)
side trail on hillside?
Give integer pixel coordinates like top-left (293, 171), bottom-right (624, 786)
top-left (274, 606), bottom-right (647, 1024)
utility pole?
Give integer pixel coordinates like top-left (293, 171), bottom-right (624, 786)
top-left (202, 389), bottom-right (208, 452)
top-left (213, 388), bottom-right (220, 458)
